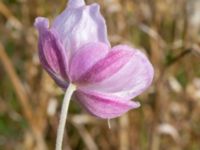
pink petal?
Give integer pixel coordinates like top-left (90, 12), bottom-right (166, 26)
top-left (69, 42), bottom-right (110, 82)
top-left (81, 45), bottom-right (154, 99)
top-left (34, 17), bottom-right (49, 31)
top-left (46, 69), bottom-right (68, 89)
top-left (71, 44), bottom-right (134, 84)
top-left (52, 2), bottom-right (110, 58)
top-left (34, 17), bottom-right (69, 87)
top-left (68, 0), bottom-right (85, 9)
top-left (76, 90), bottom-right (140, 119)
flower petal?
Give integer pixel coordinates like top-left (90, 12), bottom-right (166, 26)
top-left (52, 3), bottom-right (110, 58)
top-left (46, 69), bottom-right (68, 89)
top-left (76, 91), bottom-right (140, 119)
top-left (68, 0), bottom-right (85, 9)
top-left (34, 17), bottom-right (49, 30)
top-left (72, 45), bottom-right (134, 84)
top-left (34, 17), bottom-right (69, 87)
top-left (69, 42), bottom-right (110, 82)
top-left (81, 45), bottom-right (154, 99)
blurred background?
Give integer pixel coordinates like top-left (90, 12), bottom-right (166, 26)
top-left (0, 0), bottom-right (200, 149)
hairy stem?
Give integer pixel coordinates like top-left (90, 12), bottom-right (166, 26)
top-left (56, 83), bottom-right (76, 150)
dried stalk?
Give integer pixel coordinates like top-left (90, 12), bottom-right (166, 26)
top-left (72, 119), bottom-right (99, 150)
top-left (0, 43), bottom-right (47, 150)
top-left (0, 1), bottom-right (22, 30)
top-left (119, 114), bottom-right (130, 150)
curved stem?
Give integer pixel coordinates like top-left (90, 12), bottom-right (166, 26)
top-left (56, 83), bottom-right (76, 150)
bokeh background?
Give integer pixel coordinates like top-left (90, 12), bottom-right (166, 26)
top-left (0, 0), bottom-right (200, 150)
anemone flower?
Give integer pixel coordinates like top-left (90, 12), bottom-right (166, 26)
top-left (34, 0), bottom-right (154, 149)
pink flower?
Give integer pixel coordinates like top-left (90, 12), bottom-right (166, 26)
top-left (34, 0), bottom-right (154, 119)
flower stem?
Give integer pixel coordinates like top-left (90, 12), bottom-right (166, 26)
top-left (56, 83), bottom-right (76, 150)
